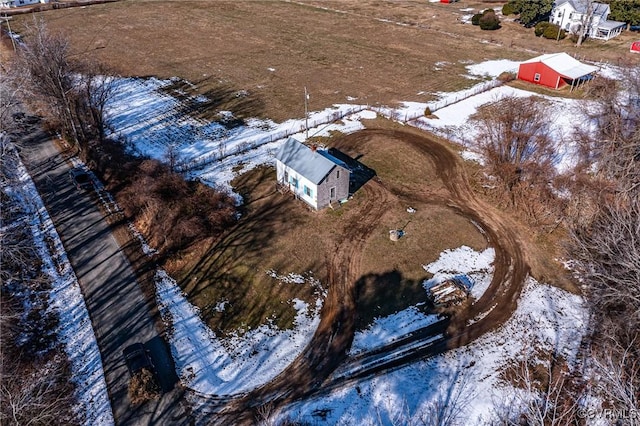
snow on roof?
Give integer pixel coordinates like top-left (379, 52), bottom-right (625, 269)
top-left (274, 138), bottom-right (346, 184)
top-left (521, 52), bottom-right (598, 79)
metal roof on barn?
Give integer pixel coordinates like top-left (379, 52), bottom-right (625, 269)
top-left (521, 52), bottom-right (598, 79)
top-left (274, 138), bottom-right (347, 185)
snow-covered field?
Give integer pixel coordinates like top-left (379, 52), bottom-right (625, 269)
top-left (104, 58), bottom-right (591, 205)
top-left (350, 246), bottom-right (495, 356)
top-left (277, 277), bottom-right (587, 425)
top-left (155, 269), bottom-right (326, 396)
top-left (5, 149), bottom-right (113, 425)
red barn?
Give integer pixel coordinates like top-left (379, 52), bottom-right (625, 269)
top-left (517, 52), bottom-right (598, 90)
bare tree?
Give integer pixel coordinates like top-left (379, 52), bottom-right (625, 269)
top-left (566, 61), bottom-right (640, 422)
top-left (472, 96), bottom-right (558, 193)
top-left (15, 19), bottom-right (81, 146)
top-left (419, 369), bottom-right (475, 426)
top-left (576, 0), bottom-right (594, 47)
top-left (470, 95), bottom-right (561, 229)
top-left (1, 136), bottom-right (80, 426)
top-left (78, 62), bottom-right (116, 142)
top-left (0, 69), bottom-right (24, 131)
top-left (163, 143), bottom-right (182, 173)
top-left (589, 329), bottom-right (639, 413)
top-left (493, 351), bottom-right (582, 426)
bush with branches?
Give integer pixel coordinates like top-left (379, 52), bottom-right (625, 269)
top-left (542, 23), bottom-right (566, 40)
top-left (534, 21), bottom-right (550, 36)
top-left (479, 10), bottom-right (501, 30)
top-left (502, 2), bottom-right (516, 16)
top-left (470, 95), bottom-right (561, 228)
top-left (84, 138), bottom-right (238, 256)
top-left (1, 141), bottom-right (80, 426)
top-left (128, 369), bottom-right (160, 405)
top-left (566, 64), bottom-right (640, 416)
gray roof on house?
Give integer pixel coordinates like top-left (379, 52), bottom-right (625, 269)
top-left (563, 0), bottom-right (610, 17)
top-left (274, 138), bottom-right (347, 185)
top-left (598, 19), bottom-right (626, 30)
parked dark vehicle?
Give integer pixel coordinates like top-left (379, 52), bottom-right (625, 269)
top-left (68, 167), bottom-right (93, 191)
top-left (123, 343), bottom-right (154, 375)
top-left (122, 343), bottom-right (160, 404)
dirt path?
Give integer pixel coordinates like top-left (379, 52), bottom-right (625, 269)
top-left (204, 129), bottom-right (530, 424)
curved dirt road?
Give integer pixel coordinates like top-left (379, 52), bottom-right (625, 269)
top-left (207, 129), bottom-right (530, 424)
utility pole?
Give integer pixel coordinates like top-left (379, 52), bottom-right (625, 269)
top-left (304, 86), bottom-right (309, 140)
top-left (556, 10), bottom-right (564, 42)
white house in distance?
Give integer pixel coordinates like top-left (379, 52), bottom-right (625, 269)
top-left (274, 138), bottom-right (350, 210)
top-left (0, 0), bottom-right (47, 7)
top-left (550, 0), bottom-right (626, 41)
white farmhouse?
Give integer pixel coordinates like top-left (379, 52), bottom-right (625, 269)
top-left (550, 0), bottom-right (625, 41)
top-left (0, 0), bottom-right (48, 8)
top-left (274, 138), bottom-right (350, 210)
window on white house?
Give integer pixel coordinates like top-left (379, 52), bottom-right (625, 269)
top-left (284, 170), bottom-right (289, 183)
top-left (534, 73), bottom-right (541, 82)
top-left (291, 177), bottom-right (298, 188)
top-left (304, 185), bottom-right (312, 197)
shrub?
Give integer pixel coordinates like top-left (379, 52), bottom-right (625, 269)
top-left (471, 13), bottom-right (483, 25)
top-left (479, 11), bottom-right (501, 30)
top-left (502, 2), bottom-right (515, 16)
top-left (534, 21), bottom-right (550, 37)
top-left (424, 106), bottom-right (432, 116)
top-left (543, 23), bottom-right (566, 40)
top-left (128, 369), bottom-right (160, 405)
top-left (87, 137), bottom-right (238, 257)
top-left (498, 72), bottom-right (516, 83)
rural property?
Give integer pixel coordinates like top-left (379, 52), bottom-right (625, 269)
top-left (1, 0), bottom-right (639, 425)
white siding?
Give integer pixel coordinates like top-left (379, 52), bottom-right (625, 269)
top-left (276, 160), bottom-right (319, 209)
top-left (0, 0), bottom-right (48, 7)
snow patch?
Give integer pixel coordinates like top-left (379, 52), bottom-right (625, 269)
top-left (278, 278), bottom-right (587, 425)
top-left (9, 152), bottom-right (113, 425)
top-left (155, 270), bottom-right (325, 396)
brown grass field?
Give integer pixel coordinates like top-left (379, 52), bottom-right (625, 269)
top-left (2, 0), bottom-right (604, 334)
top-left (165, 117), bottom-right (487, 335)
top-left (8, 0), bottom-right (639, 122)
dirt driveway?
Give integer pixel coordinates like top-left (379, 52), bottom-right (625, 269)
top-left (196, 128), bottom-right (530, 424)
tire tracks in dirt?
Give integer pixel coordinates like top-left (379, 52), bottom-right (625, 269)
top-left (206, 128), bottom-right (530, 424)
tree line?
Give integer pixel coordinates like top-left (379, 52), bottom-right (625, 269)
top-left (6, 19), bottom-right (238, 258)
top-left (468, 64), bottom-right (640, 422)
top-left (504, 0), bottom-right (640, 28)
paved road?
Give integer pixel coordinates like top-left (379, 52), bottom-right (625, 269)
top-left (17, 126), bottom-right (191, 425)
